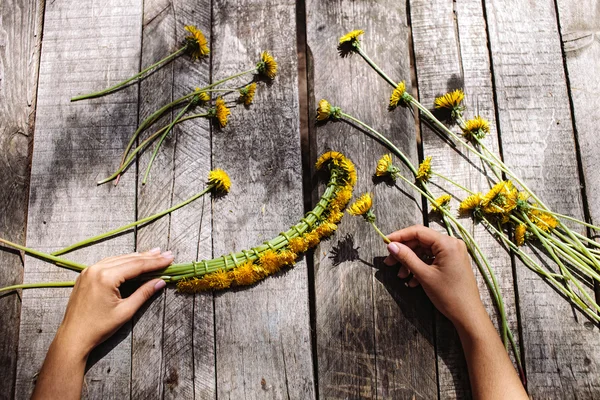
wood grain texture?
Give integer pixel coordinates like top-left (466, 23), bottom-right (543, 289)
top-left (0, 0), bottom-right (43, 397)
top-left (306, 2), bottom-right (437, 398)
top-left (556, 3), bottom-right (600, 223)
top-left (14, 0), bottom-right (142, 397)
top-left (211, 0), bottom-right (315, 398)
top-left (485, 0), bottom-right (600, 397)
top-left (410, 0), bottom-right (520, 397)
top-left (131, 1), bottom-right (215, 398)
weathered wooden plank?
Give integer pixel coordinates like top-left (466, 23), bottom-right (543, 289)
top-left (0, 0), bottom-right (43, 397)
top-left (14, 0), bottom-right (142, 398)
top-left (130, 1), bottom-right (215, 398)
top-left (555, 4), bottom-right (600, 226)
top-left (485, 0), bottom-right (600, 397)
top-left (410, 0), bottom-right (520, 397)
top-left (306, 2), bottom-right (437, 398)
top-left (210, 0), bottom-right (315, 398)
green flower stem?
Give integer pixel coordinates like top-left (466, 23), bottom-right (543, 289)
top-left (142, 171), bottom-right (343, 281)
top-left (371, 221), bottom-right (391, 244)
top-left (98, 112), bottom-right (210, 185)
top-left (0, 238), bottom-right (86, 272)
top-left (142, 99), bottom-right (196, 185)
top-left (71, 46), bottom-right (188, 102)
top-left (0, 281), bottom-right (76, 293)
top-left (431, 171), bottom-right (477, 195)
top-left (116, 67), bottom-right (258, 185)
top-left (509, 214), bottom-right (600, 280)
top-left (52, 185), bottom-right (214, 256)
top-left (355, 45), bottom-right (398, 88)
top-left (521, 212), bottom-right (600, 313)
top-left (481, 219), bottom-right (600, 322)
top-left (340, 112), bottom-right (418, 176)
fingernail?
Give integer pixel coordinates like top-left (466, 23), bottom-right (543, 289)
top-left (154, 280), bottom-right (166, 291)
top-left (149, 247), bottom-right (161, 254)
top-left (387, 242), bottom-right (399, 254)
top-left (404, 281), bottom-right (409, 287)
top-left (161, 251), bottom-right (173, 259)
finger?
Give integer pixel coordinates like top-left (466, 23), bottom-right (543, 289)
top-left (111, 251), bottom-right (174, 281)
top-left (387, 242), bottom-right (431, 279)
top-left (97, 248), bottom-right (161, 269)
top-left (407, 277), bottom-right (421, 288)
top-left (387, 225), bottom-right (443, 248)
top-left (383, 255), bottom-right (398, 266)
top-left (120, 279), bottom-right (166, 319)
top-left (397, 265), bottom-right (410, 279)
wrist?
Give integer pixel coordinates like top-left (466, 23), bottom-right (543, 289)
top-left (54, 324), bottom-right (93, 361)
top-left (451, 302), bottom-right (492, 339)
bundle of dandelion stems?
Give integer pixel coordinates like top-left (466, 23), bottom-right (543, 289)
top-left (0, 152), bottom-right (356, 293)
top-left (341, 30), bottom-right (600, 322)
top-left (71, 25), bottom-right (276, 185)
top-left (102, 48), bottom-right (274, 185)
top-left (317, 99), bottom-right (524, 380)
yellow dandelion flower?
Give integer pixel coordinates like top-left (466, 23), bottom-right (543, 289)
top-left (431, 194), bottom-right (452, 213)
top-left (259, 249), bottom-right (282, 275)
top-left (232, 261), bottom-right (262, 286)
top-left (375, 154), bottom-right (400, 180)
top-left (389, 81), bottom-right (408, 109)
top-left (184, 25), bottom-right (210, 59)
top-left (316, 99), bottom-right (341, 122)
top-left (434, 89), bottom-right (465, 110)
top-left (375, 154), bottom-right (392, 176)
top-left (288, 237), bottom-right (309, 254)
top-left (327, 210), bottom-right (344, 224)
top-left (339, 29), bottom-right (364, 45)
top-left (462, 116), bottom-right (490, 141)
top-left (203, 269), bottom-right (233, 290)
top-left (515, 224), bottom-right (527, 246)
top-left (303, 232), bottom-right (320, 248)
top-left (331, 188), bottom-right (353, 211)
top-left (316, 151), bottom-right (343, 169)
top-left (239, 83), bottom-right (257, 106)
top-left (194, 88), bottom-right (210, 103)
top-left (348, 193), bottom-right (373, 216)
top-left (459, 192), bottom-right (484, 216)
top-left (257, 51), bottom-right (278, 79)
top-left (317, 99), bottom-right (331, 121)
top-left (532, 210), bottom-right (559, 232)
top-left (481, 181), bottom-right (518, 214)
top-left (177, 277), bottom-right (211, 293)
top-left (277, 250), bottom-right (297, 266)
top-left (341, 159), bottom-right (357, 186)
top-left (213, 96), bottom-right (230, 128)
top-left (207, 168), bottom-right (231, 193)
top-left (416, 156), bottom-right (432, 183)
top-left (315, 222), bottom-right (338, 239)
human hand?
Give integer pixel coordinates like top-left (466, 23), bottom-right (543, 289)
top-left (384, 225), bottom-right (484, 328)
top-left (56, 248), bottom-right (173, 357)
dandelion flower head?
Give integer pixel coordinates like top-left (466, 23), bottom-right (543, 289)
top-left (184, 25), bottom-right (210, 59)
top-left (257, 51), bottom-right (278, 79)
top-left (239, 83), bottom-right (257, 106)
top-left (208, 168), bottom-right (231, 193)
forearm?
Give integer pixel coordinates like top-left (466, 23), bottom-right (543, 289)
top-left (32, 327), bottom-right (88, 400)
top-left (455, 306), bottom-right (527, 400)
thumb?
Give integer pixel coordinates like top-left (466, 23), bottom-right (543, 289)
top-left (121, 279), bottom-right (166, 318)
top-left (387, 242), bottom-right (430, 278)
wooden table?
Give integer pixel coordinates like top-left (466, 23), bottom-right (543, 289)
top-left (1, 0), bottom-right (599, 398)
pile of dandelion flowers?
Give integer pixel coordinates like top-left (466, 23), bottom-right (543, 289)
top-left (71, 25), bottom-right (210, 102)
